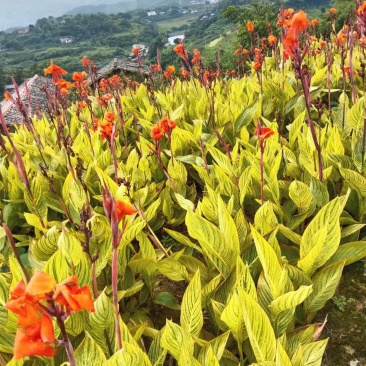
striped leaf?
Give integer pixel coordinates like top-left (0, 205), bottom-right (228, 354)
top-left (251, 225), bottom-right (283, 299)
top-left (161, 320), bottom-right (194, 361)
top-left (270, 286), bottom-right (313, 315)
top-left (57, 231), bottom-right (83, 266)
top-left (186, 210), bottom-right (235, 278)
top-left (289, 181), bottom-right (313, 212)
top-left (301, 339), bottom-right (328, 366)
top-left (304, 261), bottom-right (345, 314)
top-left (240, 288), bottom-right (276, 363)
top-left (326, 241), bottom-right (366, 266)
top-left (74, 332), bottom-right (107, 365)
top-left (105, 342), bottom-right (152, 366)
top-left (42, 249), bottom-right (70, 283)
top-left (254, 202), bottom-right (278, 236)
top-left (298, 195), bottom-right (346, 276)
top-left (181, 270), bottom-right (203, 336)
top-left (276, 342), bottom-right (292, 366)
top-left (339, 166), bottom-right (366, 196)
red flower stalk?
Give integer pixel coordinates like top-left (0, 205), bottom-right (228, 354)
top-left (255, 123), bottom-right (274, 205)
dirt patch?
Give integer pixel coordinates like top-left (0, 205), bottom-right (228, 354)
top-left (316, 260), bottom-right (366, 366)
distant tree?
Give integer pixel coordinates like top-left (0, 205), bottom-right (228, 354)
top-left (223, 0), bottom-right (281, 48)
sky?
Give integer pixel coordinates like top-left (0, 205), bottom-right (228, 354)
top-left (0, 0), bottom-right (127, 31)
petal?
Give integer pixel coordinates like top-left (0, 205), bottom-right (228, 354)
top-left (26, 271), bottom-right (56, 296)
top-left (40, 315), bottom-right (55, 343)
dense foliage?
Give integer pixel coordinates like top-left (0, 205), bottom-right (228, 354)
top-left (1, 1), bottom-right (366, 365)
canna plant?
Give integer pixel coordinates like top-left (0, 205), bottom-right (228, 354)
top-left (1, 2), bottom-right (366, 365)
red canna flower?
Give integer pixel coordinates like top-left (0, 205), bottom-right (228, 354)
top-left (115, 201), bottom-right (137, 222)
top-left (13, 316), bottom-right (55, 360)
top-left (44, 60), bottom-right (67, 80)
top-left (247, 21), bottom-right (254, 32)
top-left (53, 275), bottom-right (94, 313)
top-left (254, 126), bottom-right (275, 143)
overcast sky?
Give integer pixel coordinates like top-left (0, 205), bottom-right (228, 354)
top-left (0, 0), bottom-right (128, 30)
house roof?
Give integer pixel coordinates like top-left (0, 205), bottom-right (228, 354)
top-left (89, 59), bottom-right (150, 85)
top-left (1, 75), bottom-right (53, 126)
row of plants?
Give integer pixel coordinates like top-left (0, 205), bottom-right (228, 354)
top-left (1, 2), bottom-right (366, 365)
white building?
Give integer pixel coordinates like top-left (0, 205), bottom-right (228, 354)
top-left (167, 33), bottom-right (185, 45)
top-left (60, 36), bottom-right (74, 44)
top-left (147, 11), bottom-right (156, 16)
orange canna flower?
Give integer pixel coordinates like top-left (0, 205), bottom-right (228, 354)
top-left (115, 201), bottom-right (137, 222)
top-left (72, 71), bottom-right (88, 82)
top-left (254, 126), bottom-right (275, 143)
top-left (159, 116), bottom-right (176, 134)
top-left (320, 40), bottom-right (327, 47)
top-left (53, 275), bottom-right (94, 313)
top-left (289, 11), bottom-right (310, 40)
top-left (6, 271), bottom-right (56, 327)
top-left (283, 11), bottom-right (310, 59)
top-left (4, 91), bottom-right (12, 101)
top-left (174, 43), bottom-right (185, 56)
top-left (132, 47), bottom-right (139, 55)
top-left (150, 64), bottom-right (161, 72)
top-left (164, 65), bottom-right (175, 79)
top-left (311, 19), bottom-right (318, 27)
top-left (309, 36), bottom-right (317, 42)
top-left (334, 30), bottom-right (346, 46)
top-left (81, 56), bottom-right (93, 67)
top-left (358, 2), bottom-right (366, 17)
top-left (268, 35), bottom-right (278, 46)
top-left (44, 60), bottom-right (67, 78)
top-left (243, 49), bottom-right (250, 56)
top-left (181, 69), bottom-right (189, 78)
top-left (192, 49), bottom-right (201, 64)
top-left (253, 62), bottom-right (262, 70)
top-left (104, 111), bottom-right (115, 123)
top-left (13, 316), bottom-right (55, 360)
top-left (247, 21), bottom-right (254, 32)
top-left (151, 124), bottom-right (163, 140)
top-left (328, 7), bottom-right (336, 15)
top-left (360, 36), bottom-right (366, 46)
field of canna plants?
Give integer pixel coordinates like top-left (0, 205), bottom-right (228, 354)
top-left (1, 3), bottom-right (366, 366)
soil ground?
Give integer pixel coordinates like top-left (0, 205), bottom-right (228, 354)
top-left (317, 260), bottom-right (366, 366)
